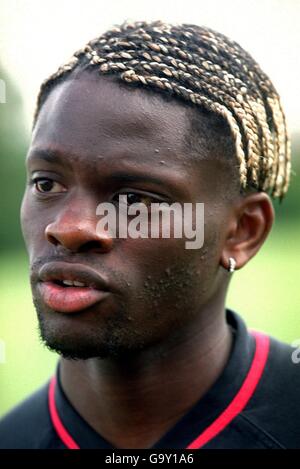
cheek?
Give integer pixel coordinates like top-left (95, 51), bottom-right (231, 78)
top-left (20, 191), bottom-right (46, 256)
top-left (135, 212), bottom-right (224, 301)
top-left (120, 237), bottom-right (203, 310)
top-left (121, 205), bottom-right (223, 291)
top-left (20, 191), bottom-right (32, 245)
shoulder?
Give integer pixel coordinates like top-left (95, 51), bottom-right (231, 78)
top-left (257, 334), bottom-right (300, 399)
top-left (0, 380), bottom-right (61, 449)
top-left (242, 334), bottom-right (300, 448)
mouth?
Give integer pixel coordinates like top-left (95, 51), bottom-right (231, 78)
top-left (37, 262), bottom-right (111, 314)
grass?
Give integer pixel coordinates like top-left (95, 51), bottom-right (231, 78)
top-left (0, 221), bottom-right (299, 417)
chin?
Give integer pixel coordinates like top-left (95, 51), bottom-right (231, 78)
top-left (39, 333), bottom-right (130, 360)
top-left (34, 301), bottom-right (148, 360)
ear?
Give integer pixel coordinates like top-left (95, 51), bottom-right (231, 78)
top-left (220, 192), bottom-right (274, 271)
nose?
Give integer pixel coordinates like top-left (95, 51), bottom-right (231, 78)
top-left (45, 204), bottom-right (113, 253)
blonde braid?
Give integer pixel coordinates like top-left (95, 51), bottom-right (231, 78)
top-left (33, 20), bottom-right (291, 199)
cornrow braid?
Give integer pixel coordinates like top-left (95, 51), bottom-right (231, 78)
top-left (34, 20), bottom-right (291, 199)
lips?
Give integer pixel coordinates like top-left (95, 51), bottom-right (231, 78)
top-left (37, 262), bottom-right (110, 314)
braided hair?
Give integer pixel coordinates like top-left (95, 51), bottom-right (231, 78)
top-left (34, 20), bottom-right (291, 199)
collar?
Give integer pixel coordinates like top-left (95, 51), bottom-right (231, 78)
top-left (48, 309), bottom-right (269, 449)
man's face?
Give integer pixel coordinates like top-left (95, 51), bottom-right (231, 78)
top-left (21, 73), bottom-right (232, 359)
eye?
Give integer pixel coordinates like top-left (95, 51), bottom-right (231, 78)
top-left (32, 178), bottom-right (67, 194)
top-left (114, 192), bottom-right (155, 207)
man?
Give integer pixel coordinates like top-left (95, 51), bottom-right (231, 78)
top-left (0, 20), bottom-right (298, 449)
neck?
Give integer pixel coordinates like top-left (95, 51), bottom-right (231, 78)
top-left (60, 304), bottom-right (232, 449)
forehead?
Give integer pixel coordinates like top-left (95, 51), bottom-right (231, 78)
top-left (32, 73), bottom-right (190, 161)
top-left (29, 73), bottom-right (232, 202)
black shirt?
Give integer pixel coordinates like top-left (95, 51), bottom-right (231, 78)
top-left (0, 310), bottom-right (299, 449)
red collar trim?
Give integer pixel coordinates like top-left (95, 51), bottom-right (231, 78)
top-left (187, 331), bottom-right (270, 448)
top-left (48, 376), bottom-right (79, 449)
top-left (48, 331), bottom-right (270, 450)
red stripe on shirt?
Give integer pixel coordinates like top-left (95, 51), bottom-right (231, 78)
top-left (186, 331), bottom-right (270, 449)
top-left (48, 376), bottom-right (80, 449)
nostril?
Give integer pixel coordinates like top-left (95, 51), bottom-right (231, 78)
top-left (46, 234), bottom-right (59, 246)
top-left (44, 223), bottom-right (114, 253)
top-left (79, 240), bottom-right (112, 253)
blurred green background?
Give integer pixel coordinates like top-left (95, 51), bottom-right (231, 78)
top-left (0, 62), bottom-right (300, 419)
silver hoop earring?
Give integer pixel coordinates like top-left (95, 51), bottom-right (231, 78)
top-left (228, 257), bottom-right (236, 273)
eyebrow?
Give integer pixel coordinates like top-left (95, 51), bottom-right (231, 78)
top-left (108, 172), bottom-right (164, 187)
top-left (26, 147), bottom-right (185, 196)
top-left (27, 148), bottom-right (165, 185)
top-left (27, 148), bottom-right (67, 165)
